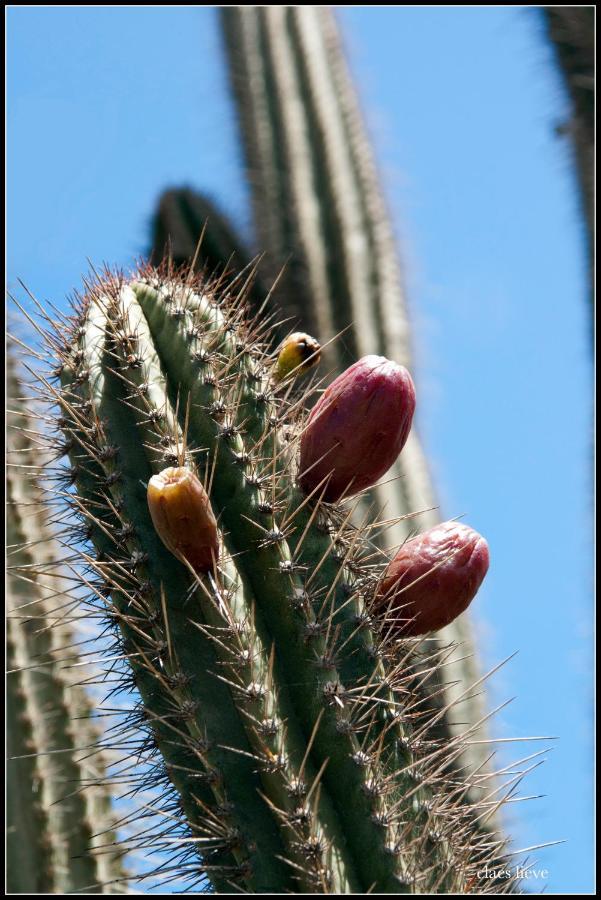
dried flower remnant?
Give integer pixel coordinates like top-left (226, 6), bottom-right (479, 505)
top-left (147, 467), bottom-right (219, 574)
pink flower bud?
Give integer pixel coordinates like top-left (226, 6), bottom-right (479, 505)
top-left (375, 522), bottom-right (489, 636)
top-left (299, 355), bottom-right (415, 502)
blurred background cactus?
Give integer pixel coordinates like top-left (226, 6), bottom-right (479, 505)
top-left (543, 6), bottom-right (594, 300)
top-left (7, 348), bottom-right (125, 893)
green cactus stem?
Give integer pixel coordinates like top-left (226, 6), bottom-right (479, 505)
top-left (6, 349), bottom-right (125, 893)
top-left (6, 620), bottom-right (54, 893)
top-left (149, 187), bottom-right (268, 319)
top-left (219, 5), bottom-right (492, 785)
top-left (16, 262), bottom-right (531, 894)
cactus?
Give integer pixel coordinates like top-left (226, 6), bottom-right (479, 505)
top-left (543, 6), bottom-right (594, 295)
top-left (149, 188), bottom-right (245, 275)
top-left (216, 5), bottom-right (492, 785)
top-left (6, 349), bottom-right (125, 893)
top-left (15, 260), bottom-right (535, 894)
top-left (149, 187), bottom-right (268, 317)
top-left (7, 616), bottom-right (54, 893)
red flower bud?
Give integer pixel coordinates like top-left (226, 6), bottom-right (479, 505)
top-left (147, 467), bottom-right (219, 574)
top-left (375, 522), bottom-right (489, 636)
top-left (299, 355), bottom-right (415, 502)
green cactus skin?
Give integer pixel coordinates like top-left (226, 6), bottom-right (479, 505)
top-left (6, 352), bottom-right (125, 893)
top-left (219, 5), bottom-right (493, 788)
top-left (20, 262), bottom-right (530, 894)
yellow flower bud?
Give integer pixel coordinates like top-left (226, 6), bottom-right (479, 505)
top-left (274, 332), bottom-right (321, 382)
top-left (147, 467), bottom-right (219, 574)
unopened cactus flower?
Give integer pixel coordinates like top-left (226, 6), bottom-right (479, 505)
top-left (147, 466), bottom-right (219, 574)
top-left (375, 522), bottom-right (490, 636)
top-left (274, 332), bottom-right (321, 382)
top-left (299, 355), bottom-right (415, 502)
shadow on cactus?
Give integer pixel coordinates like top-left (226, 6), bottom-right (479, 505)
top-left (11, 259), bottom-right (548, 894)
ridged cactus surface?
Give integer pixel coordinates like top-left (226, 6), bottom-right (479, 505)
top-left (7, 615), bottom-right (54, 893)
top-left (6, 351), bottom-right (125, 893)
top-left (218, 5), bottom-right (490, 780)
top-left (22, 262), bottom-right (529, 894)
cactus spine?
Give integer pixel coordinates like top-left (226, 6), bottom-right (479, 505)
top-left (219, 5), bottom-right (490, 779)
top-left (6, 350), bottom-right (125, 893)
top-left (21, 262), bottom-right (526, 893)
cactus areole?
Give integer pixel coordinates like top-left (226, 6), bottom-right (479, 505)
top-left (299, 355), bottom-right (416, 502)
top-left (375, 522), bottom-right (490, 636)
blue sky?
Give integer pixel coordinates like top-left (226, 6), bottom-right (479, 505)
top-left (7, 7), bottom-right (593, 893)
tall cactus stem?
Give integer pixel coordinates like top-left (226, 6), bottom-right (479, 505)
top-left (220, 6), bottom-right (491, 786)
top-left (12, 263), bottom-right (528, 893)
top-left (7, 348), bottom-right (125, 893)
